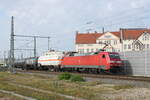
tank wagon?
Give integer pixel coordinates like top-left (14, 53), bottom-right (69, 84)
top-left (61, 51), bottom-right (122, 73)
top-left (38, 51), bottom-right (64, 71)
top-left (14, 59), bottom-right (26, 68)
top-left (24, 57), bottom-right (39, 70)
top-left (13, 57), bottom-right (38, 70)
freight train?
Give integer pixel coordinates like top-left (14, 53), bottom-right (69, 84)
top-left (13, 50), bottom-right (123, 73)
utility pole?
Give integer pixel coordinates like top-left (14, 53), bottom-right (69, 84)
top-left (48, 37), bottom-right (50, 50)
top-left (120, 28), bottom-right (123, 52)
top-left (102, 27), bottom-right (105, 33)
top-left (9, 16), bottom-right (15, 72)
top-left (34, 36), bottom-right (36, 58)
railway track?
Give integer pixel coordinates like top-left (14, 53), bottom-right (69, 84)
top-left (17, 69), bottom-right (150, 82)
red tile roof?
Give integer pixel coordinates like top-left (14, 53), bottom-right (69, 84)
top-left (121, 29), bottom-right (150, 40)
top-left (109, 31), bottom-right (120, 38)
top-left (76, 33), bottom-right (103, 44)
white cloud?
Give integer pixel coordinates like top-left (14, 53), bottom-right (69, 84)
top-left (0, 0), bottom-right (150, 53)
top-left (107, 3), bottom-right (113, 11)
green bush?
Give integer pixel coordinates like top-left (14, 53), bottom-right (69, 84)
top-left (58, 72), bottom-right (72, 80)
top-left (70, 75), bottom-right (85, 82)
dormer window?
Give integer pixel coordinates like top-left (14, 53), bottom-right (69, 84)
top-left (142, 33), bottom-right (149, 41)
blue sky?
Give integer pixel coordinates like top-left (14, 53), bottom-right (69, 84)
top-left (0, 0), bottom-right (150, 57)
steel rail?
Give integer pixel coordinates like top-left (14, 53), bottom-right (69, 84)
top-left (17, 70), bottom-right (150, 82)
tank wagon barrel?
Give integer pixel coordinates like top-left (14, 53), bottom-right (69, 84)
top-left (14, 57), bottom-right (38, 70)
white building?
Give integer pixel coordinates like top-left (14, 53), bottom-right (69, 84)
top-left (75, 28), bottom-right (150, 53)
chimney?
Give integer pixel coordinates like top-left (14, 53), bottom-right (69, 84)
top-left (120, 28), bottom-right (123, 43)
top-left (76, 31), bottom-right (79, 34)
top-left (120, 28), bottom-right (124, 52)
top-left (102, 27), bottom-right (105, 33)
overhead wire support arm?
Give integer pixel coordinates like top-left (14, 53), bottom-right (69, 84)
top-left (14, 49), bottom-right (34, 51)
top-left (14, 34), bottom-right (50, 38)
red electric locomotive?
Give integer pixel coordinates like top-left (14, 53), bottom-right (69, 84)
top-left (61, 50), bottom-right (122, 73)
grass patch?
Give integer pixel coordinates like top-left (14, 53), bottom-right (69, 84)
top-left (70, 74), bottom-right (85, 82)
top-left (113, 84), bottom-right (134, 90)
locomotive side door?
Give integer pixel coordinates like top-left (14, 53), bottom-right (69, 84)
top-left (100, 53), bottom-right (107, 69)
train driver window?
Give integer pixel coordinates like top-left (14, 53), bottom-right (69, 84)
top-left (102, 54), bottom-right (106, 58)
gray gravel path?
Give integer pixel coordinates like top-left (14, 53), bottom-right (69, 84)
top-left (0, 89), bottom-right (36, 100)
top-left (10, 83), bottom-right (86, 100)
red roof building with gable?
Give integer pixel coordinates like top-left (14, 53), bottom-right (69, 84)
top-left (75, 28), bottom-right (150, 53)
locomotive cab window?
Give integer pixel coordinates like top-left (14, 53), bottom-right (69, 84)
top-left (109, 53), bottom-right (120, 59)
top-left (102, 54), bottom-right (106, 58)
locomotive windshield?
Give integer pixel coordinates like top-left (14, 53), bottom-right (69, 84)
top-left (109, 53), bottom-right (120, 59)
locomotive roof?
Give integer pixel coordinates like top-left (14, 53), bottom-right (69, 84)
top-left (67, 50), bottom-right (118, 57)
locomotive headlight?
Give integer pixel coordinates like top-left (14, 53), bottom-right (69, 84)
top-left (110, 61), bottom-right (121, 63)
top-left (116, 61), bottom-right (122, 63)
top-left (110, 61), bottom-right (115, 63)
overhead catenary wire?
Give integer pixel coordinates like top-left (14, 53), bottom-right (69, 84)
top-left (76, 5), bottom-right (150, 32)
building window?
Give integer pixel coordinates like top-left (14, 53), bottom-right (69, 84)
top-left (104, 40), bottom-right (111, 44)
top-left (78, 44), bottom-right (84, 47)
top-left (80, 49), bottom-right (84, 53)
top-left (87, 49), bottom-right (89, 53)
top-left (87, 44), bottom-right (93, 46)
top-left (136, 45), bottom-right (139, 49)
top-left (78, 49), bottom-right (81, 53)
top-left (124, 44), bottom-right (127, 50)
top-left (96, 48), bottom-right (99, 51)
top-left (143, 44), bottom-right (145, 49)
top-left (147, 44), bottom-right (149, 49)
top-left (98, 41), bottom-right (102, 44)
top-left (114, 40), bottom-right (117, 45)
top-left (78, 49), bottom-right (84, 53)
top-left (128, 44), bottom-right (131, 49)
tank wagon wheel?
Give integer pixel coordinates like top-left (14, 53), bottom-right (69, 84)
top-left (37, 64), bottom-right (42, 70)
top-left (48, 66), bottom-right (55, 72)
top-left (21, 65), bottom-right (24, 70)
top-left (54, 66), bottom-right (61, 72)
top-left (22, 65), bottom-right (27, 70)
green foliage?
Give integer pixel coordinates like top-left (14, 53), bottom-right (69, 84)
top-left (70, 75), bottom-right (85, 82)
top-left (58, 72), bottom-right (85, 82)
top-left (58, 72), bottom-right (72, 80)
